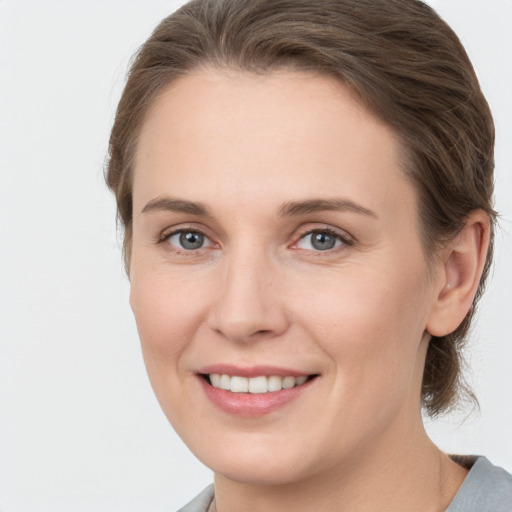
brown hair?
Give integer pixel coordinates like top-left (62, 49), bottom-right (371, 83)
top-left (106, 0), bottom-right (496, 417)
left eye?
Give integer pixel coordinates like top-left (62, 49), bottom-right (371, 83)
top-left (296, 230), bottom-right (345, 251)
top-left (167, 230), bottom-right (211, 251)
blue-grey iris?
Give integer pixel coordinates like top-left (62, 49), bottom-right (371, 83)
top-left (311, 232), bottom-right (337, 251)
top-left (180, 231), bottom-right (204, 250)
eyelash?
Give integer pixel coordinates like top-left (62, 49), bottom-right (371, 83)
top-left (158, 226), bottom-right (214, 255)
top-left (157, 226), bottom-right (354, 254)
top-left (293, 227), bottom-right (354, 252)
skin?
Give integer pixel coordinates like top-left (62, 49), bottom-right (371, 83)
top-left (129, 69), bottom-right (489, 511)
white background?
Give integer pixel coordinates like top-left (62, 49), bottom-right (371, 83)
top-left (0, 1), bottom-right (511, 511)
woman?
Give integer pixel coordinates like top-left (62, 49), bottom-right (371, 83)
top-left (106, 0), bottom-right (512, 510)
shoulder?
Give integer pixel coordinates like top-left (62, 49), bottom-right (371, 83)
top-left (446, 456), bottom-right (512, 512)
top-left (176, 484), bottom-right (215, 512)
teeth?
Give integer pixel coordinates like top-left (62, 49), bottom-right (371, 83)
top-left (282, 376), bottom-right (295, 389)
top-left (209, 374), bottom-right (309, 394)
top-left (210, 374), bottom-right (221, 387)
top-left (295, 376), bottom-right (308, 386)
top-left (230, 376), bottom-right (249, 393)
top-left (267, 375), bottom-right (282, 392)
top-left (219, 374), bottom-right (231, 390)
top-left (248, 376), bottom-right (267, 394)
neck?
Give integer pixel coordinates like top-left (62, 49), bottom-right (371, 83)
top-left (212, 416), bottom-right (468, 512)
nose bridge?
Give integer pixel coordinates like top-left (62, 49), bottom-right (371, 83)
top-left (210, 240), bottom-right (287, 342)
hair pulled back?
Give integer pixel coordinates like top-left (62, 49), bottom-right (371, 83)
top-left (106, 0), bottom-right (496, 417)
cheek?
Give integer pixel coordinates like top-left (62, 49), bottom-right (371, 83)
top-left (129, 268), bottom-right (210, 376)
top-left (293, 260), bottom-right (430, 396)
top-left (301, 262), bottom-right (426, 335)
top-left (129, 268), bottom-right (216, 433)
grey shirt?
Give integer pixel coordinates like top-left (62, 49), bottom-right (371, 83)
top-left (177, 456), bottom-right (512, 512)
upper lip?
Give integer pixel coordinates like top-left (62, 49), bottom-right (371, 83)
top-left (198, 364), bottom-right (314, 378)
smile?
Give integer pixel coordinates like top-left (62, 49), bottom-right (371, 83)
top-left (198, 369), bottom-right (318, 417)
top-left (208, 374), bottom-right (309, 394)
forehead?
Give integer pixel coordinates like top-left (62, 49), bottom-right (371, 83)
top-left (133, 68), bottom-right (414, 220)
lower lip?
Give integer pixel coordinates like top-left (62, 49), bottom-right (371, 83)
top-left (199, 377), bottom-right (315, 417)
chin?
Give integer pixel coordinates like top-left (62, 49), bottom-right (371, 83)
top-left (210, 455), bottom-right (311, 486)
top-left (184, 429), bottom-right (331, 486)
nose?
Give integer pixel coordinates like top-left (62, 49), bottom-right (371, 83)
top-left (208, 248), bottom-right (290, 343)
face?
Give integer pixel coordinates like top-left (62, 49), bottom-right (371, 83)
top-left (130, 69), bottom-right (439, 485)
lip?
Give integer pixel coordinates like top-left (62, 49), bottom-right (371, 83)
top-left (197, 366), bottom-right (318, 417)
top-left (199, 364), bottom-right (311, 378)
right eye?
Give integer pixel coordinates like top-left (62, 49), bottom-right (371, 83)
top-left (166, 230), bottom-right (212, 251)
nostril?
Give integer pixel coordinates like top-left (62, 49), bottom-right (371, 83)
top-left (254, 329), bottom-right (272, 336)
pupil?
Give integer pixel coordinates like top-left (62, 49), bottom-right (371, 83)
top-left (180, 232), bottom-right (204, 250)
top-left (312, 232), bottom-right (335, 250)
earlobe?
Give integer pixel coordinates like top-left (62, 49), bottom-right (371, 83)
top-left (426, 211), bottom-right (490, 337)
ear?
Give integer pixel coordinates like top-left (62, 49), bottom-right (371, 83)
top-left (426, 210), bottom-right (491, 337)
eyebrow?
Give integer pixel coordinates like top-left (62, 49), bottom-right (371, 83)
top-left (277, 198), bottom-right (377, 218)
top-left (141, 197), bottom-right (213, 217)
top-left (141, 196), bottom-right (377, 219)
